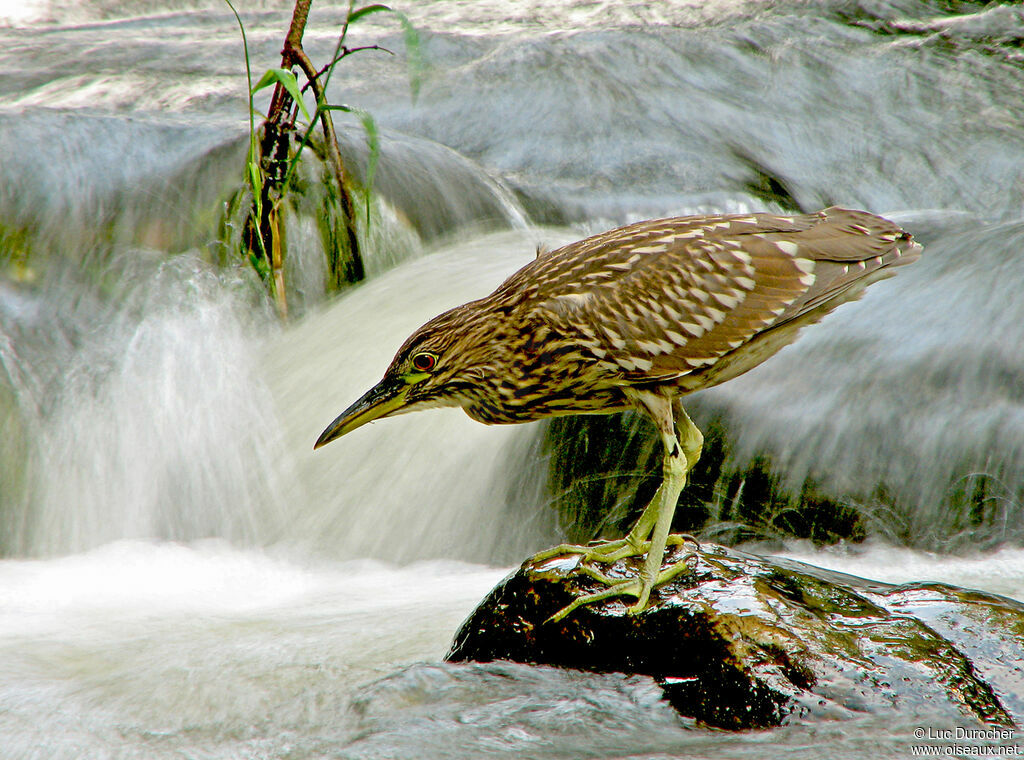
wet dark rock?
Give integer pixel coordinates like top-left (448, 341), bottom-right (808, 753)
top-left (446, 544), bottom-right (1024, 730)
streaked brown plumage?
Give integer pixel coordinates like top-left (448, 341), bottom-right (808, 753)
top-left (315, 206), bottom-right (921, 619)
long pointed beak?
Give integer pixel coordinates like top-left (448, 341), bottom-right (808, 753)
top-left (314, 376), bottom-right (412, 449)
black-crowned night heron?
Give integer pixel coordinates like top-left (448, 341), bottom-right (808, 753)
top-left (315, 207), bottom-right (921, 620)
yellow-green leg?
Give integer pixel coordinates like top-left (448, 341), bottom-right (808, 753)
top-left (630, 395), bottom-right (703, 611)
top-left (536, 393), bottom-right (704, 621)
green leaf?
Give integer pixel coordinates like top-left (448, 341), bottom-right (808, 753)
top-left (347, 4), bottom-right (393, 25)
top-left (248, 251), bottom-right (271, 280)
top-left (252, 68), bottom-right (312, 122)
top-left (247, 160), bottom-right (263, 197)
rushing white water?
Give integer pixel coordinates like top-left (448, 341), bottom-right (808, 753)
top-left (0, 540), bottom-right (511, 759)
top-left (778, 541), bottom-right (1024, 601)
top-left (0, 257), bottom-right (288, 556)
top-left (0, 539), bottom-right (1022, 759)
top-left (265, 229), bottom-right (573, 564)
top-left (2, 229), bottom-right (566, 561)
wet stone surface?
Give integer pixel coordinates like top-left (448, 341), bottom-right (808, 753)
top-left (446, 544), bottom-right (1024, 730)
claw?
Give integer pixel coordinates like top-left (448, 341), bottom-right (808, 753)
top-left (666, 533), bottom-right (701, 550)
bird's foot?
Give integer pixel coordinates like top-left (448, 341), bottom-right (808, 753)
top-left (529, 536), bottom-right (645, 566)
top-left (545, 539), bottom-right (698, 623)
top-left (530, 532), bottom-right (699, 566)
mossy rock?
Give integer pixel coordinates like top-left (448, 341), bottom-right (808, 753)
top-left (447, 544), bottom-right (1023, 729)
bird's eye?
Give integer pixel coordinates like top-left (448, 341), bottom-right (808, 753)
top-left (412, 352), bottom-right (437, 372)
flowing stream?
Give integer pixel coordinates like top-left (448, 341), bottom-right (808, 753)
top-left (2, 1), bottom-right (1024, 757)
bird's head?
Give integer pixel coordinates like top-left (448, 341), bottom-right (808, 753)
top-left (313, 304), bottom-right (498, 449)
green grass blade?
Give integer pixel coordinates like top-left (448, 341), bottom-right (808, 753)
top-left (353, 108), bottom-right (380, 195)
top-left (393, 10), bottom-right (423, 102)
top-left (325, 104), bottom-right (380, 218)
top-left (345, 6), bottom-right (423, 102)
top-left (222, 0), bottom-right (255, 140)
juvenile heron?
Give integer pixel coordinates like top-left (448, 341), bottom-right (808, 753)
top-left (315, 207), bottom-right (921, 619)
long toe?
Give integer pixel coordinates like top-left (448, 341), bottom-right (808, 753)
top-left (530, 537), bottom-right (650, 566)
top-left (546, 578), bottom-right (642, 623)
